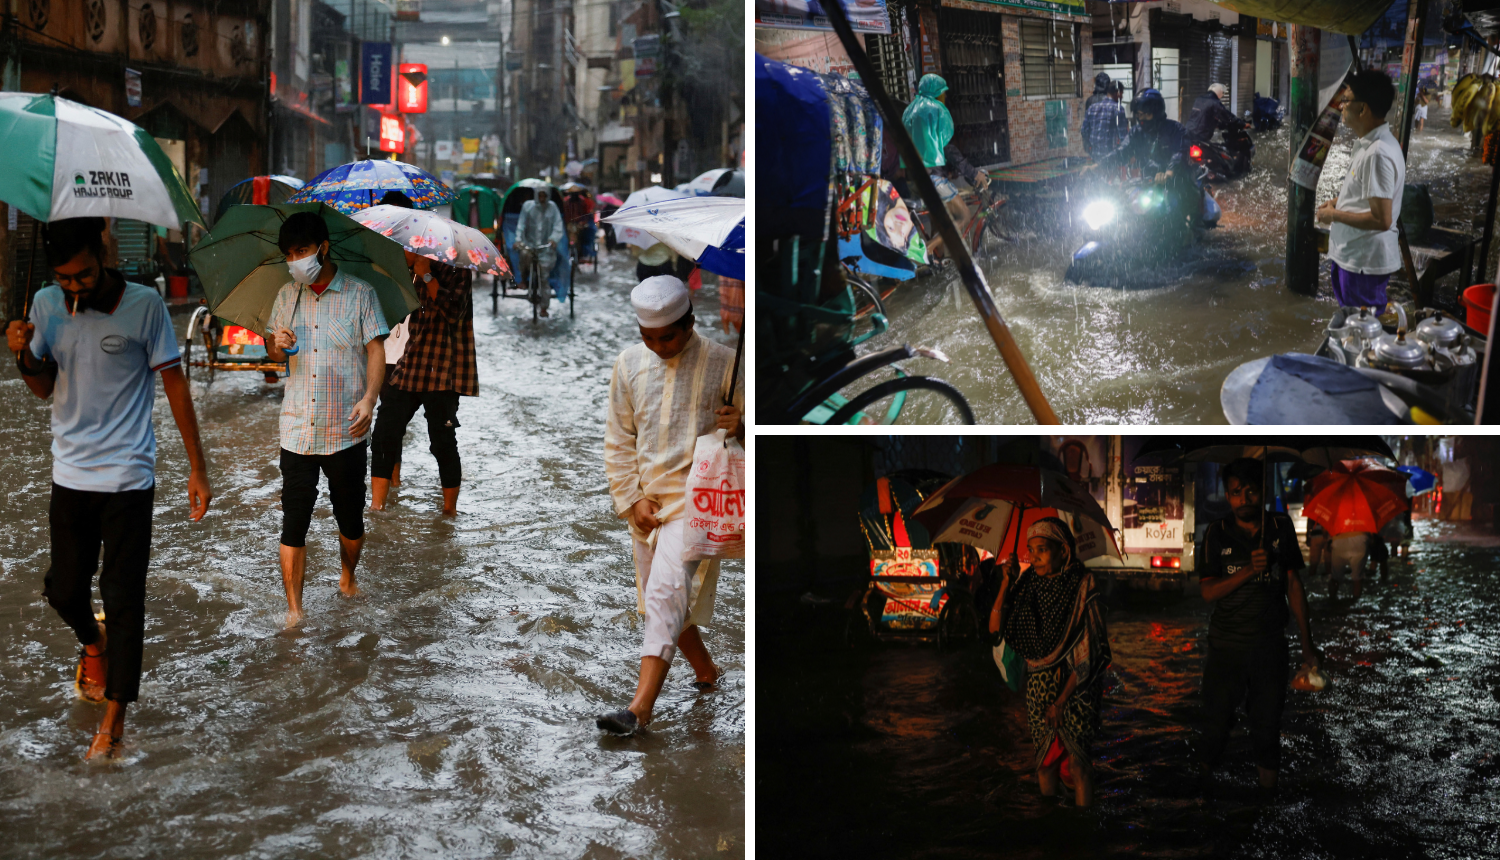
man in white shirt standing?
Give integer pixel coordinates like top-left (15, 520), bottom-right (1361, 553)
top-left (1317, 70), bottom-right (1405, 310)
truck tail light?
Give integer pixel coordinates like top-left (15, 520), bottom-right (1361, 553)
top-left (1151, 555), bottom-right (1181, 569)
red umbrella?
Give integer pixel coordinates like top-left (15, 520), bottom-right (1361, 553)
top-left (1303, 460), bottom-right (1410, 537)
top-left (910, 464), bottom-right (1120, 561)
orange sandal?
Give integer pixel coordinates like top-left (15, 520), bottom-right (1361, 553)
top-left (74, 647), bottom-right (107, 704)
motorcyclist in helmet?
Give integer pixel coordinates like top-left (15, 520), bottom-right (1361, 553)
top-left (1083, 88), bottom-right (1199, 246)
top-left (902, 73), bottom-right (992, 260)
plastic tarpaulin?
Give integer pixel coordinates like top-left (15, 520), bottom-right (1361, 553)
top-left (1209, 0), bottom-right (1398, 37)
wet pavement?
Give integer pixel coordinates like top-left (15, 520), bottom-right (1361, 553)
top-left (0, 254), bottom-right (744, 858)
top-left (759, 517), bottom-right (1500, 859)
top-left (856, 104), bottom-right (1494, 423)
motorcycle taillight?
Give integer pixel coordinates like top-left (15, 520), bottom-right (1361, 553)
top-left (1189, 145), bottom-right (1204, 161)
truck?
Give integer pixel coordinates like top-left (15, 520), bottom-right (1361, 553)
top-left (1047, 436), bottom-right (1313, 591)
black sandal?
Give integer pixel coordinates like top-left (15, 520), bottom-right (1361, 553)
top-left (692, 666), bottom-right (725, 691)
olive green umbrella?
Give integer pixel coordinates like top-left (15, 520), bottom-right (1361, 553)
top-left (188, 202), bottom-right (418, 335)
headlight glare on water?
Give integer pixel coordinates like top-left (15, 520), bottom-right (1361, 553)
top-left (1082, 200), bottom-right (1116, 231)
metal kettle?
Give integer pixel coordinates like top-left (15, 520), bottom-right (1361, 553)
top-left (1362, 329), bottom-right (1431, 372)
top-left (1412, 311), bottom-right (1476, 366)
top-left (1339, 307), bottom-right (1386, 356)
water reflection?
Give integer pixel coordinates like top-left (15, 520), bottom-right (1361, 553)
top-left (0, 258), bottom-right (744, 858)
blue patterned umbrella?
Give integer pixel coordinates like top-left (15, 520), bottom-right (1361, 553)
top-left (286, 159), bottom-right (457, 215)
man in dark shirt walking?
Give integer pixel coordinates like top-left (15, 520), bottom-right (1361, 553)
top-left (1197, 458), bottom-right (1319, 793)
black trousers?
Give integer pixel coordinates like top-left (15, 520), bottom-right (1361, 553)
top-left (370, 384), bottom-right (461, 488)
top-left (1199, 636), bottom-right (1289, 772)
top-left (44, 483), bottom-right (155, 704)
top-left (280, 442), bottom-right (367, 547)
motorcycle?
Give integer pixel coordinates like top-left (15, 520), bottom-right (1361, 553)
top-left (1065, 167), bottom-right (1221, 285)
top-left (1188, 122), bottom-right (1254, 182)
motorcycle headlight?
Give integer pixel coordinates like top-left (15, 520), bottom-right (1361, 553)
top-left (1082, 200), bottom-right (1116, 231)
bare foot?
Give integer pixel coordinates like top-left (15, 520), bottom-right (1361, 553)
top-left (85, 731), bottom-right (120, 760)
top-left (339, 577), bottom-right (361, 598)
top-left (284, 609), bottom-right (304, 629)
top-left (440, 507), bottom-right (457, 516)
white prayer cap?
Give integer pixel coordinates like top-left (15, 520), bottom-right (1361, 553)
top-left (632, 276), bottom-right (691, 328)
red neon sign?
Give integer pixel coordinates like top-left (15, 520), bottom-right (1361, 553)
top-left (398, 63), bottom-right (428, 114)
top-left (379, 113), bottom-right (405, 152)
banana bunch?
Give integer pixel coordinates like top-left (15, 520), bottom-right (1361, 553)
top-left (1451, 73), bottom-right (1500, 135)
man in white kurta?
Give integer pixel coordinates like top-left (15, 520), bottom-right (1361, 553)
top-left (598, 276), bottom-right (744, 736)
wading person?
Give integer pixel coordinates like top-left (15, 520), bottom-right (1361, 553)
top-left (370, 239), bottom-right (477, 516)
top-left (1327, 529), bottom-right (1372, 601)
top-left (264, 212), bottom-right (388, 628)
top-left (597, 276), bottom-right (744, 736)
top-left (1316, 70), bottom-right (1404, 310)
top-left (1197, 458), bottom-right (1319, 793)
top-left (989, 517), bottom-right (1111, 807)
top-left (1082, 81), bottom-right (1128, 161)
top-left (6, 217), bottom-right (211, 759)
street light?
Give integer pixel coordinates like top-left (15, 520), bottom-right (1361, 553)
top-left (441, 35), bottom-right (450, 46)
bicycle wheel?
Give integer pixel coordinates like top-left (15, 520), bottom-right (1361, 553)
top-left (826, 375), bottom-right (976, 425)
top-left (530, 267), bottom-right (540, 322)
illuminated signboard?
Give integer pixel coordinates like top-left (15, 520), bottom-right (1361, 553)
top-left (398, 63), bottom-right (428, 113)
top-left (379, 113), bottom-right (405, 152)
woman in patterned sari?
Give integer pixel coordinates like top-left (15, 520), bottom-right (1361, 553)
top-left (989, 517), bottom-right (1111, 806)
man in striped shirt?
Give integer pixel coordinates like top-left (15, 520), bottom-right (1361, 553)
top-left (265, 212), bottom-right (389, 628)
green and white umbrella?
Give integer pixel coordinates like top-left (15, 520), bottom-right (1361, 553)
top-left (0, 92), bottom-right (202, 228)
top-left (188, 203), bottom-right (418, 335)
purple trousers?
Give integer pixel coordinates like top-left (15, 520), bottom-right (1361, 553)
top-left (1330, 261), bottom-right (1391, 309)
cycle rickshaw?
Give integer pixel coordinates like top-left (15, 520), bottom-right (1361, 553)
top-left (183, 304), bottom-right (286, 384)
top-left (497, 179), bottom-right (573, 318)
top-left (758, 54), bottom-right (975, 425)
top-left (849, 470), bottom-right (987, 650)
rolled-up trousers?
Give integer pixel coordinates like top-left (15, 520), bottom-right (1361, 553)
top-left (43, 483), bottom-right (154, 704)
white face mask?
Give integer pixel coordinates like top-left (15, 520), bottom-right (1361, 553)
top-left (287, 252), bottom-right (323, 285)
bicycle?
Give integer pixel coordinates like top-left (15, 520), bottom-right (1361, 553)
top-left (515, 241), bottom-right (553, 322)
top-left (908, 182), bottom-right (1011, 265)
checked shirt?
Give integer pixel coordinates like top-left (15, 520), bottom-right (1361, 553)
top-left (387, 260), bottom-right (478, 396)
top-left (268, 270), bottom-right (389, 455)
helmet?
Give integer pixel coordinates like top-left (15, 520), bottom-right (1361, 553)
top-left (1134, 88), bottom-right (1166, 119)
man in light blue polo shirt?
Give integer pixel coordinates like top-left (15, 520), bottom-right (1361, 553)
top-left (6, 217), bottom-right (211, 760)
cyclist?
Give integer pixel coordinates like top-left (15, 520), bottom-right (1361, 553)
top-left (562, 184), bottom-right (597, 263)
top-left (515, 186), bottom-right (566, 317)
top-left (901, 73), bottom-right (992, 260)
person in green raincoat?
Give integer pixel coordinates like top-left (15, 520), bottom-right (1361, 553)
top-left (901, 73), bottom-right (992, 260)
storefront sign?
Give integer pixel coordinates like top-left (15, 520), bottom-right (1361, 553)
top-left (125, 68), bottom-right (141, 107)
top-left (754, 0), bottom-right (891, 34)
top-left (634, 35), bottom-right (660, 77)
top-left (398, 63), bottom-right (428, 113)
top-left (947, 0), bottom-right (1088, 16)
top-left (379, 112), bottom-right (405, 152)
top-left (360, 41), bottom-right (393, 105)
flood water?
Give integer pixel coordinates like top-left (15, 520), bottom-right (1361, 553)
top-left (858, 104), bottom-right (1496, 423)
top-left (0, 254), bottom-right (745, 858)
top-left (759, 517), bottom-right (1500, 859)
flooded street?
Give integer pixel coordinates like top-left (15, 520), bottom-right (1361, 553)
top-left (857, 105), bottom-right (1495, 424)
top-left (0, 255), bottom-right (744, 858)
top-left (760, 517), bottom-right (1500, 859)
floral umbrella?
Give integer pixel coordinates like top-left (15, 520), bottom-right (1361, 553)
top-left (352, 204), bottom-right (510, 276)
top-left (287, 159), bottom-right (457, 214)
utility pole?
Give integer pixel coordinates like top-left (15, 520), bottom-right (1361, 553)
top-left (1284, 24), bottom-right (1320, 296)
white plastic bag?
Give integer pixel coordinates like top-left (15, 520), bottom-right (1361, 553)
top-left (682, 429), bottom-right (745, 560)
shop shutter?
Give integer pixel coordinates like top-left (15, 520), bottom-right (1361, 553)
top-left (937, 7), bottom-right (1009, 166)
